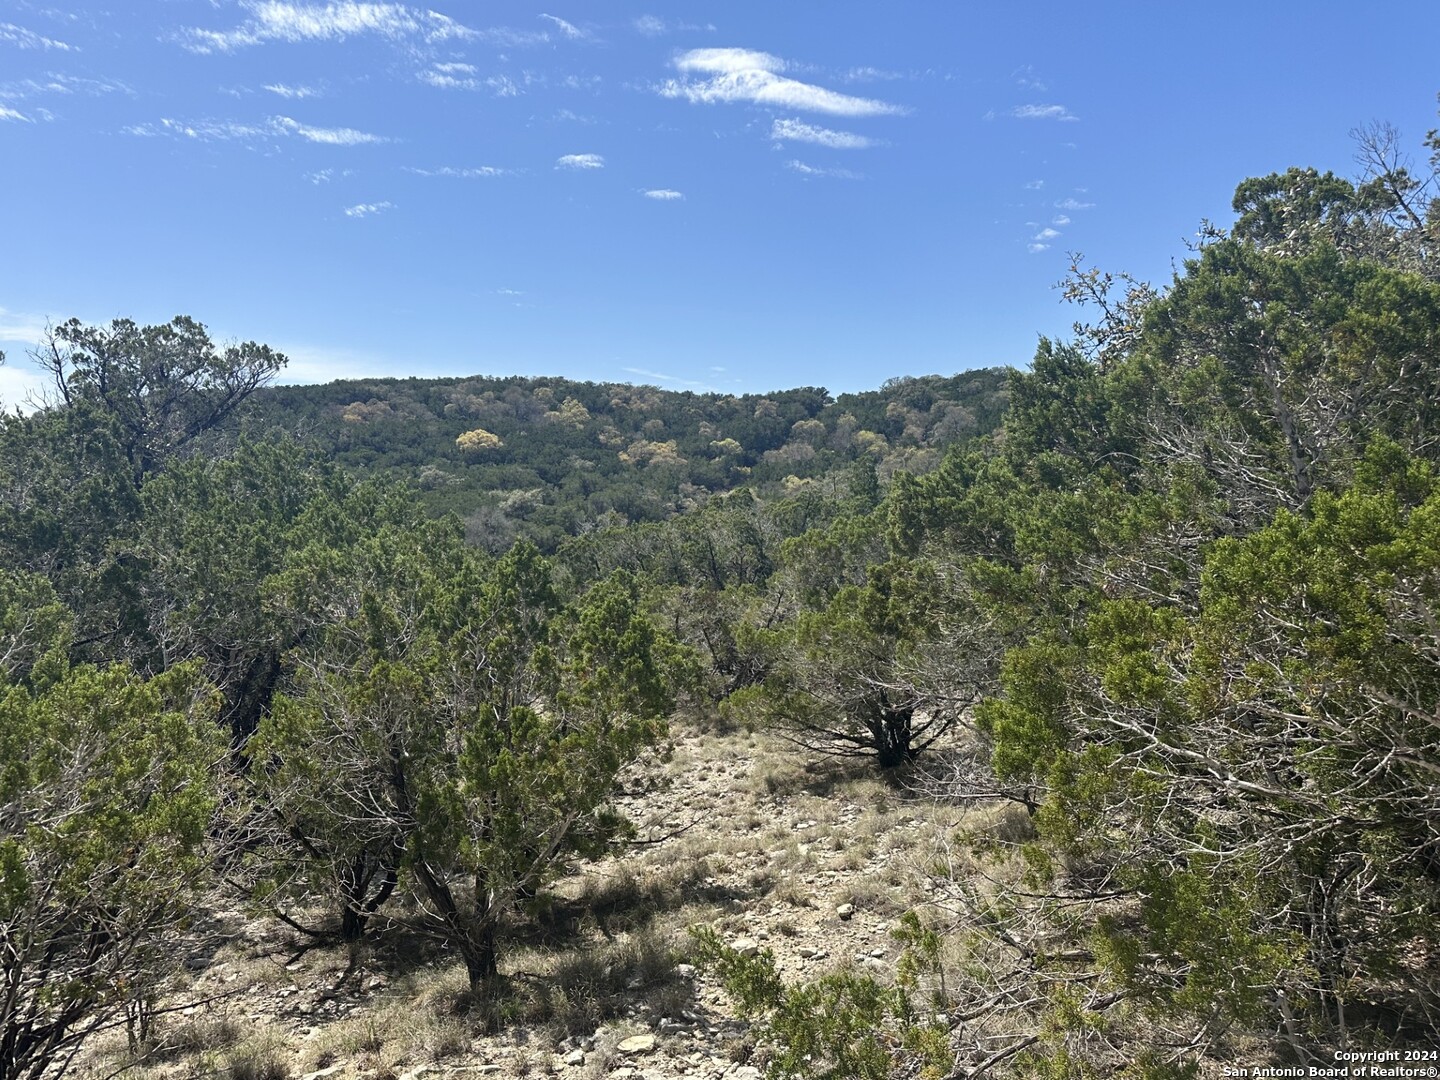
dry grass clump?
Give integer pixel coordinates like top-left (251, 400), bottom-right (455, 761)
top-left (565, 859), bottom-right (710, 935)
top-left (165, 1010), bottom-right (247, 1056)
top-left (223, 1032), bottom-right (293, 1080)
top-left (507, 922), bottom-right (694, 1040)
top-left (296, 970), bottom-right (477, 1075)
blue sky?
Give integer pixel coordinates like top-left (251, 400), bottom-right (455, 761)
top-left (1, 1), bottom-right (1438, 405)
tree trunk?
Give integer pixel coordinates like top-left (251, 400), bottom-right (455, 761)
top-left (458, 920), bottom-right (499, 991)
top-left (873, 700), bottom-right (915, 769)
top-left (338, 858), bottom-right (397, 943)
top-left (409, 859), bottom-right (501, 993)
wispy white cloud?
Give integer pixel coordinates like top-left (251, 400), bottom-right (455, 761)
top-left (274, 114), bottom-right (386, 144)
top-left (622, 366), bottom-right (718, 392)
top-left (1011, 103), bottom-right (1077, 121)
top-left (418, 64), bottom-right (520, 96)
top-left (786, 159), bottom-right (862, 180)
top-left (0, 73), bottom-right (131, 102)
top-left (842, 65), bottom-right (902, 82)
top-left (496, 288), bottom-right (524, 296)
top-left (271, 341), bottom-right (426, 384)
top-left (123, 113), bottom-right (387, 145)
top-left (1027, 242), bottom-right (1050, 253)
top-left (1054, 197), bottom-right (1094, 210)
top-left (0, 22), bottom-right (76, 51)
top-left (420, 67), bottom-right (475, 90)
top-left (306, 167), bottom-right (352, 183)
top-left (1052, 214), bottom-right (1071, 226)
top-left (556, 152), bottom-right (603, 169)
top-left (538, 13), bottom-right (584, 39)
top-left (661, 47), bottom-right (905, 117)
top-left (675, 48), bottom-right (784, 75)
top-left (633, 15), bottom-right (714, 37)
top-left (472, 26), bottom-right (550, 47)
top-left (417, 67), bottom-right (476, 90)
top-left (125, 116), bottom-right (271, 140)
top-left (264, 82), bottom-right (319, 98)
top-left (343, 200), bottom-right (392, 217)
top-left (0, 309), bottom-right (54, 411)
top-left (1034, 227), bottom-right (1061, 241)
top-left (770, 117), bottom-right (873, 149)
top-left (642, 189), bottom-right (683, 200)
top-left (487, 74), bottom-right (519, 97)
top-left (178, 1), bottom-right (476, 54)
top-left (1012, 65), bottom-right (1046, 92)
top-left (0, 105), bottom-right (31, 122)
top-left (0, 362), bottom-right (47, 412)
top-left (405, 165), bottom-right (509, 178)
top-left (0, 307), bottom-right (50, 345)
top-left (1023, 179), bottom-right (1044, 190)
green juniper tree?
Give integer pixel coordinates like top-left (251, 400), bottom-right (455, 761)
top-left (0, 571), bottom-right (222, 1080)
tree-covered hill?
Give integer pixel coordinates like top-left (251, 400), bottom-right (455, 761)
top-left (232, 369), bottom-right (1011, 550)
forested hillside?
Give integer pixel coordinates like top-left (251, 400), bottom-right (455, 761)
top-left (2, 115), bottom-right (1439, 1080)
top-left (233, 369), bottom-right (1011, 551)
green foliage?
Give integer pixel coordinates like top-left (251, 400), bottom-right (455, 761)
top-left (0, 571), bottom-right (223, 1080)
top-left (135, 438), bottom-right (391, 740)
top-left (39, 315), bottom-right (286, 484)
top-left (744, 548), bottom-right (971, 768)
top-left (689, 923), bottom-right (951, 1080)
top-left (254, 539), bottom-right (688, 985)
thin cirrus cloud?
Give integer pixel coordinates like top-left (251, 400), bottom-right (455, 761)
top-left (124, 116), bottom-right (270, 140)
top-left (842, 66), bottom-right (902, 83)
top-left (1054, 197), bottom-right (1094, 210)
top-left (1, 73), bottom-right (131, 103)
top-left (786, 159), bottom-right (862, 180)
top-left (417, 67), bottom-right (476, 89)
top-left (538, 13), bottom-right (585, 40)
top-left (770, 117), bottom-right (873, 149)
top-left (0, 22), bottom-right (76, 51)
top-left (1011, 103), bottom-right (1078, 121)
top-left (633, 15), bottom-right (715, 37)
top-left (622, 366), bottom-right (719, 392)
top-left (124, 114), bottom-right (387, 145)
top-left (556, 153), bottom-right (603, 169)
top-left (1, 104), bottom-right (31, 122)
top-left (418, 64), bottom-right (521, 97)
top-left (177, 1), bottom-right (476, 54)
top-left (659, 48), bottom-right (905, 118)
top-left (343, 201), bottom-right (392, 218)
top-left (405, 165), bottom-right (509, 178)
top-left (642, 189), bottom-right (683, 200)
top-left (263, 82), bottom-right (319, 98)
top-left (274, 114), bottom-right (386, 144)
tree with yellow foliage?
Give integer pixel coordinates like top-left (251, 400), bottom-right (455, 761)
top-left (455, 427), bottom-right (503, 453)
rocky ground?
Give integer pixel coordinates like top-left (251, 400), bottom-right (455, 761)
top-left (77, 721), bottom-right (980, 1080)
